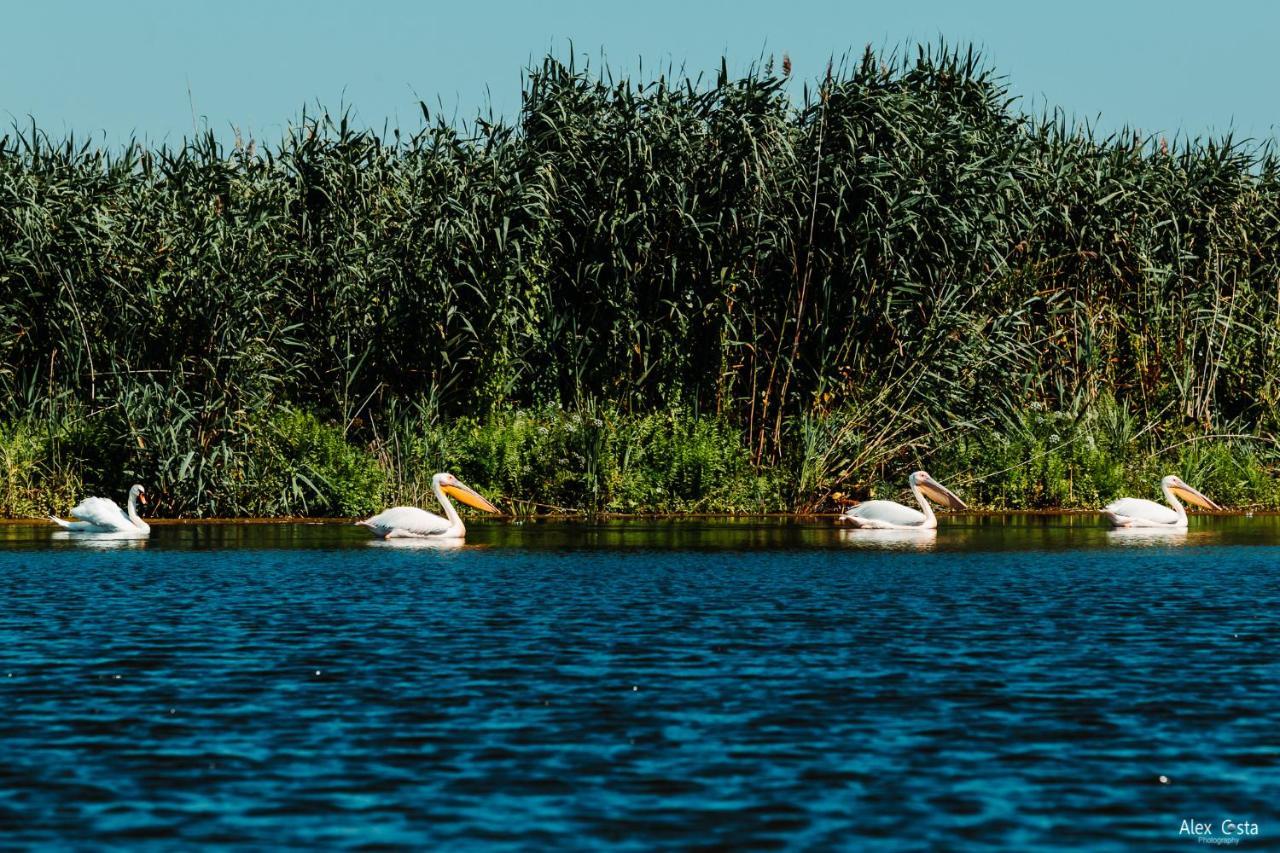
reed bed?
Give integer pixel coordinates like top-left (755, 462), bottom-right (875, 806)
top-left (3, 44), bottom-right (1280, 516)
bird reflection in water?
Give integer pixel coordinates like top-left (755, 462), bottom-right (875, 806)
top-left (51, 531), bottom-right (149, 549)
top-left (838, 527), bottom-right (937, 551)
top-left (1104, 527), bottom-right (1196, 547)
top-left (365, 537), bottom-right (470, 551)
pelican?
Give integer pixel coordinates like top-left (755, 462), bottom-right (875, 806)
top-left (1103, 475), bottom-right (1220, 528)
top-left (839, 471), bottom-right (967, 529)
top-left (50, 484), bottom-right (150, 536)
top-left (357, 473), bottom-right (500, 539)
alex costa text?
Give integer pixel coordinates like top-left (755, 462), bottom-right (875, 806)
top-left (1179, 819), bottom-right (1259, 838)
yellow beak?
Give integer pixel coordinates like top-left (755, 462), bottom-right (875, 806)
top-left (443, 481), bottom-right (501, 514)
top-left (1172, 483), bottom-right (1221, 511)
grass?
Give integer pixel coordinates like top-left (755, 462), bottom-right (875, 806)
top-left (3, 43), bottom-right (1280, 516)
top-left (379, 405), bottom-right (788, 515)
top-left (0, 420), bottom-right (80, 518)
top-left (923, 398), bottom-right (1280, 510)
top-left (2, 402), bottom-right (1278, 518)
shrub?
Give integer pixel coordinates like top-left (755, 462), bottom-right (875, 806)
top-left (0, 420), bottom-right (81, 518)
top-left (250, 410), bottom-right (385, 517)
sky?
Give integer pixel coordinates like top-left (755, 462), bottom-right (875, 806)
top-left (2, 0), bottom-right (1276, 147)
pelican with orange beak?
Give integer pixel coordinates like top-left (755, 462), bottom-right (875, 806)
top-left (358, 473), bottom-right (501, 539)
top-left (839, 471), bottom-right (968, 530)
top-left (1103, 475), bottom-right (1220, 528)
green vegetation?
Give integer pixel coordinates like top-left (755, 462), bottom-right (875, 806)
top-left (925, 398), bottom-right (1280, 510)
top-left (3, 44), bottom-right (1280, 517)
top-left (386, 406), bottom-right (786, 514)
top-left (0, 420), bottom-right (80, 518)
top-left (241, 409), bottom-right (386, 518)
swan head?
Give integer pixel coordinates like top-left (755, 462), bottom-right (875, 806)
top-left (909, 471), bottom-right (968, 510)
top-left (1161, 475), bottom-right (1221, 511)
top-left (128, 484), bottom-right (147, 506)
top-left (434, 473), bottom-right (500, 514)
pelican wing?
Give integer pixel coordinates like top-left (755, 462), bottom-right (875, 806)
top-left (843, 500), bottom-right (927, 526)
top-left (1104, 497), bottom-right (1179, 525)
top-left (360, 506), bottom-right (452, 538)
top-left (68, 497), bottom-right (133, 531)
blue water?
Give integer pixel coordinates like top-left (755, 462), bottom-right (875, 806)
top-left (1, 518), bottom-right (1277, 850)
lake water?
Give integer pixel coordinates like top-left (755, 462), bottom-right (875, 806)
top-left (1, 516), bottom-right (1276, 849)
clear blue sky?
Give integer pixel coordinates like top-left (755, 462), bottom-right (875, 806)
top-left (2, 0), bottom-right (1275, 147)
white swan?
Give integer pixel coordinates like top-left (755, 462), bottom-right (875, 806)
top-left (839, 470), bottom-right (967, 530)
top-left (50, 484), bottom-right (150, 536)
top-left (357, 473), bottom-right (500, 539)
top-left (1103, 475), bottom-right (1220, 528)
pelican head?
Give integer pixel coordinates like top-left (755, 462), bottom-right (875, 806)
top-left (1162, 475), bottom-right (1221, 511)
top-left (435, 473), bottom-right (501, 514)
top-left (910, 471), bottom-right (968, 510)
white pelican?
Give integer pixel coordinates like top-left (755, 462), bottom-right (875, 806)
top-left (1103, 475), bottom-right (1220, 528)
top-left (50, 484), bottom-right (150, 536)
top-left (839, 471), bottom-right (967, 529)
top-left (358, 473), bottom-right (500, 539)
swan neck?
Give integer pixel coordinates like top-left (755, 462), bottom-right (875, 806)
top-left (911, 481), bottom-right (936, 525)
top-left (127, 492), bottom-right (149, 531)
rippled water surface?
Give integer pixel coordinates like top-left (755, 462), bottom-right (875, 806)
top-left (2, 516), bottom-right (1277, 850)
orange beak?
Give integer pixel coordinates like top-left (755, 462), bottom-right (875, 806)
top-left (442, 481), bottom-right (500, 514)
top-left (1172, 482), bottom-right (1220, 511)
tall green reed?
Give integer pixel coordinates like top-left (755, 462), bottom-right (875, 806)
top-left (3, 43), bottom-right (1279, 514)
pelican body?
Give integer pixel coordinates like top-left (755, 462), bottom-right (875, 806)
top-left (840, 471), bottom-right (967, 530)
top-left (50, 484), bottom-right (150, 536)
top-left (1104, 475), bottom-right (1220, 528)
top-left (358, 473), bottom-right (500, 539)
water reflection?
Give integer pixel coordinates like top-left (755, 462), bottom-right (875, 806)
top-left (0, 513), bottom-right (1277, 552)
top-left (1105, 527), bottom-right (1188, 547)
top-left (365, 537), bottom-right (467, 550)
top-left (838, 527), bottom-right (936, 551)
top-left (50, 531), bottom-right (149, 548)
top-left (1104, 527), bottom-right (1225, 548)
